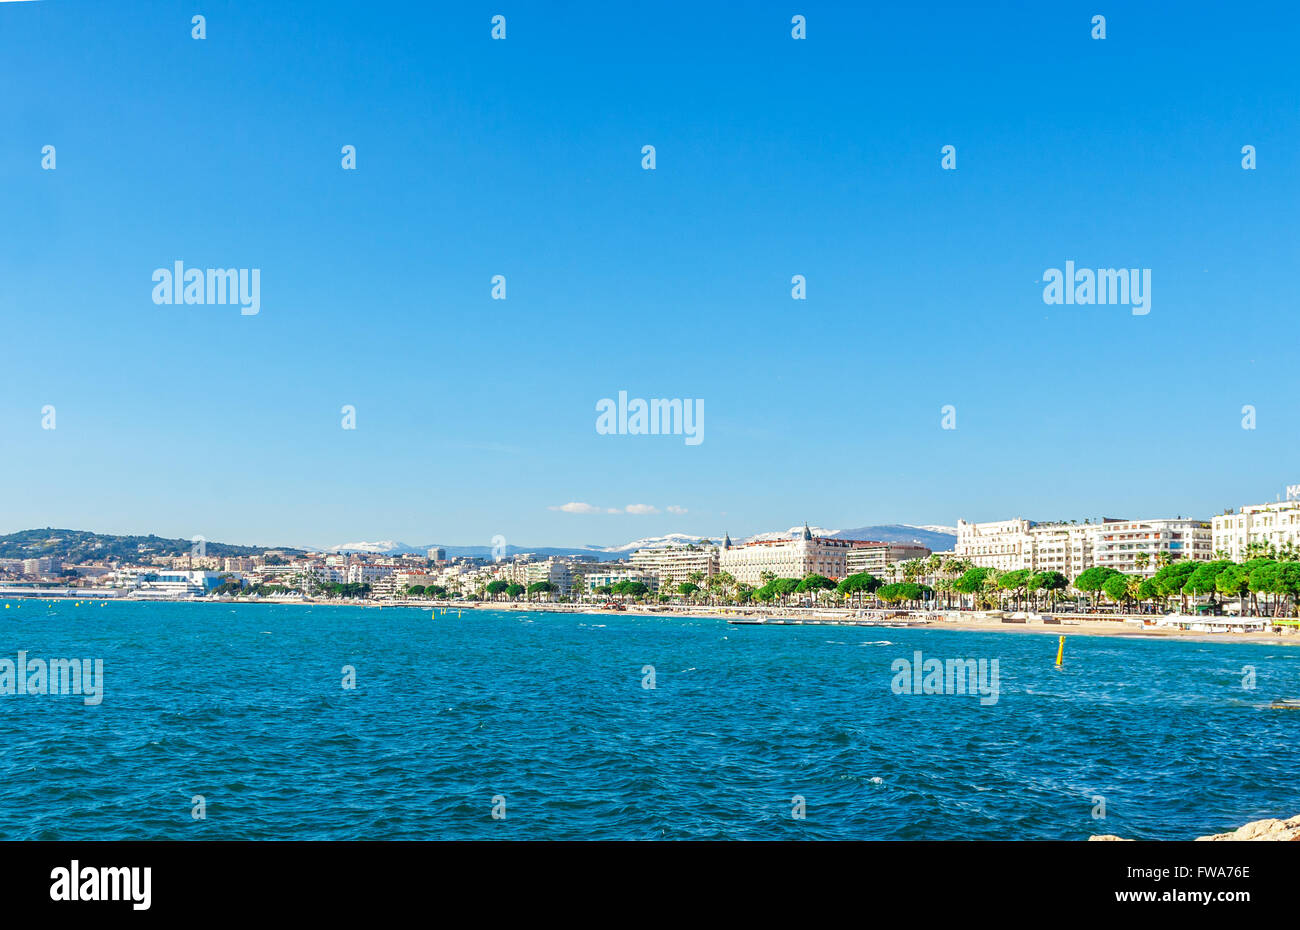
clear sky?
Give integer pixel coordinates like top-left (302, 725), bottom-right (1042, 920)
top-left (2, 0), bottom-right (1297, 549)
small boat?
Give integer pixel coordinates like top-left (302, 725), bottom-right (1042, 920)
top-left (1269, 699), bottom-right (1300, 711)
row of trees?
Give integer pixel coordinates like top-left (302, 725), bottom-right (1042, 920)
top-left (478, 579), bottom-right (561, 602)
top-left (209, 577), bottom-right (372, 599)
top-left (1070, 559), bottom-right (1300, 616)
top-left (932, 555), bottom-right (1300, 617)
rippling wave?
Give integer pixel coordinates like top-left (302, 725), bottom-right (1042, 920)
top-left (2, 602), bottom-right (1298, 839)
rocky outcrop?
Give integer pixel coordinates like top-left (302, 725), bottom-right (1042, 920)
top-left (1090, 813), bottom-right (1300, 841)
top-left (1194, 814), bottom-right (1300, 841)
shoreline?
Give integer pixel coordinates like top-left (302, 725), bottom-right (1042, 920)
top-left (10, 593), bottom-right (1300, 647)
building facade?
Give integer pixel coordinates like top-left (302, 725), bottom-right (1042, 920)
top-left (957, 516), bottom-right (1212, 579)
top-left (844, 542), bottom-right (932, 578)
top-left (1212, 495), bottom-right (1300, 561)
top-left (629, 545), bottom-right (719, 588)
top-left (718, 525), bottom-right (855, 584)
top-left (1091, 519), bottom-right (1213, 575)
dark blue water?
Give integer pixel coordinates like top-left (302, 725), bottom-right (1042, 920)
top-left (1, 600), bottom-right (1297, 839)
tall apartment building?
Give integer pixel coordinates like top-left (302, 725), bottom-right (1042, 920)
top-left (1212, 492), bottom-right (1300, 560)
top-left (499, 558), bottom-right (574, 595)
top-left (954, 519), bottom-right (1037, 571)
top-left (347, 563), bottom-right (397, 585)
top-left (630, 544), bottom-right (720, 588)
top-left (717, 525), bottom-right (855, 584)
top-left (1092, 519), bottom-right (1212, 574)
top-left (583, 570), bottom-right (659, 594)
top-left (21, 557), bottom-right (61, 575)
top-left (844, 542), bottom-right (932, 577)
top-left (956, 517), bottom-right (1210, 578)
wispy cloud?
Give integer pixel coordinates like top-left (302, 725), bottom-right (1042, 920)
top-left (549, 502), bottom-right (671, 516)
top-left (666, 505), bottom-right (688, 514)
top-left (549, 502), bottom-right (618, 514)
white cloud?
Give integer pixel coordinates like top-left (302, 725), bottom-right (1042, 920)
top-left (549, 502), bottom-right (617, 514)
top-left (549, 502), bottom-right (670, 516)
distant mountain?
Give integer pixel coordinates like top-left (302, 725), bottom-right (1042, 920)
top-left (830, 524), bottom-right (956, 551)
top-left (317, 540), bottom-right (418, 554)
top-left (587, 533), bottom-right (711, 553)
top-left (317, 524), bottom-right (957, 561)
top-left (912, 525), bottom-right (958, 537)
top-left (316, 540), bottom-right (629, 561)
top-left (0, 524), bottom-right (955, 568)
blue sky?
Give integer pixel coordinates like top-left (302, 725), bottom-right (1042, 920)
top-left (1, 0), bottom-right (1297, 549)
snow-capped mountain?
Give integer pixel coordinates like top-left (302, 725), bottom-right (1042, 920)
top-left (744, 525), bottom-right (837, 542)
top-left (317, 540), bottom-right (418, 554)
top-left (312, 524), bottom-right (957, 561)
top-left (912, 524), bottom-right (958, 536)
top-left (829, 525), bottom-right (956, 551)
top-left (590, 533), bottom-right (711, 553)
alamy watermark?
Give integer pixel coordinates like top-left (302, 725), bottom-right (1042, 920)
top-left (890, 650), bottom-right (999, 705)
top-left (1, 652), bottom-right (104, 705)
top-left (1042, 261), bottom-right (1150, 315)
top-left (152, 261), bottom-right (260, 315)
top-left (595, 391), bottom-right (703, 446)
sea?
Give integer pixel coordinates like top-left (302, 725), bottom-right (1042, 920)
top-left (2, 600), bottom-right (1297, 840)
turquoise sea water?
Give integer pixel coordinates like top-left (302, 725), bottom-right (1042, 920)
top-left (1, 601), bottom-right (1297, 840)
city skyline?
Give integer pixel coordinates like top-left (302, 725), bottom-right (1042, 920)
top-left (5, 474), bottom-right (1300, 556)
top-left (3, 1), bottom-right (1297, 547)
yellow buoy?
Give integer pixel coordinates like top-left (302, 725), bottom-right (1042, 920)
top-left (1055, 635), bottom-right (1065, 668)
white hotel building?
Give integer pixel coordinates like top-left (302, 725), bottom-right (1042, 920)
top-left (844, 542), bottom-right (933, 578)
top-left (1212, 492), bottom-right (1300, 560)
top-left (1092, 519), bottom-right (1212, 573)
top-left (629, 545), bottom-right (719, 588)
top-left (956, 517), bottom-right (1212, 579)
top-left (718, 525), bottom-right (855, 584)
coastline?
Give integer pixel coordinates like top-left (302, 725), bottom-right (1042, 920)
top-left (11, 593), bottom-right (1300, 647)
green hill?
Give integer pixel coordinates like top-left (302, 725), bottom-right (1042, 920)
top-left (0, 529), bottom-right (302, 564)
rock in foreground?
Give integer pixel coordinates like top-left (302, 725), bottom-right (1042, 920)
top-left (1089, 814), bottom-right (1300, 841)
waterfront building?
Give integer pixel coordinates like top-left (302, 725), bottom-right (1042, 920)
top-left (116, 568), bottom-right (224, 597)
top-left (630, 544), bottom-right (719, 588)
top-left (495, 558), bottom-right (574, 595)
top-left (957, 517), bottom-right (1211, 578)
top-left (345, 562), bottom-right (396, 585)
top-left (377, 571), bottom-right (440, 597)
top-left (844, 541), bottom-right (932, 578)
top-left (1212, 494), bottom-right (1300, 561)
top-left (1092, 519), bottom-right (1213, 575)
top-left (583, 570), bottom-right (658, 594)
top-left (717, 525), bottom-right (855, 584)
top-left (521, 559), bottom-right (574, 595)
top-left (954, 519), bottom-right (1037, 571)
